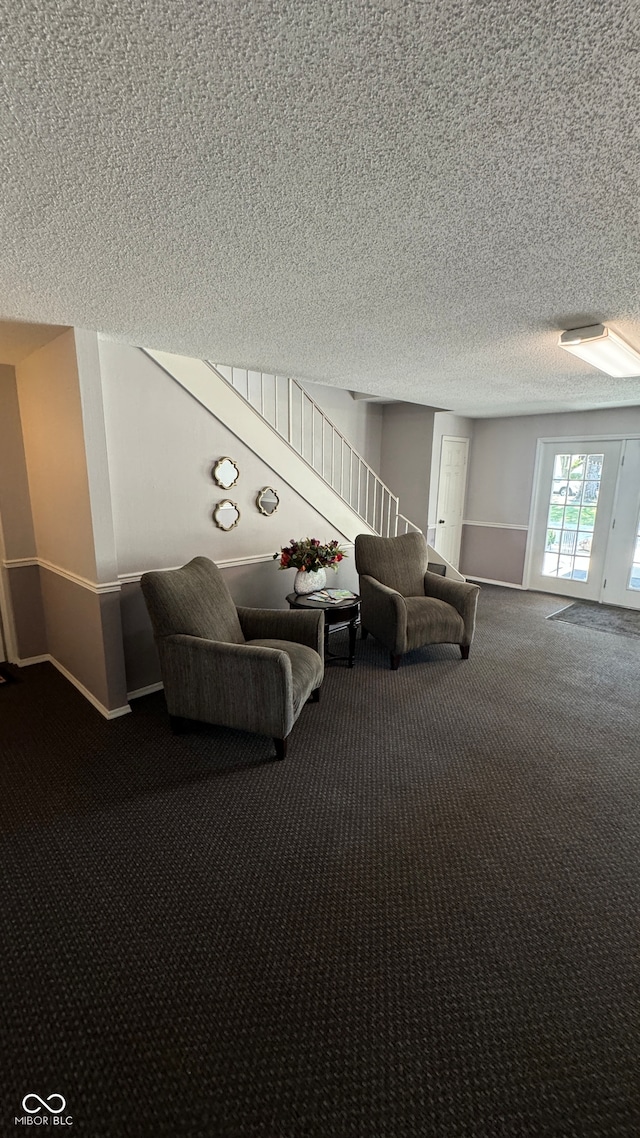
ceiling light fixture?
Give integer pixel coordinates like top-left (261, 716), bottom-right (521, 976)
top-left (558, 324), bottom-right (640, 377)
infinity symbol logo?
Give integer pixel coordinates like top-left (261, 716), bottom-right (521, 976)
top-left (22, 1094), bottom-right (66, 1114)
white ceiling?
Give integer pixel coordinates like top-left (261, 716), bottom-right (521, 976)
top-left (2, 1), bottom-right (640, 417)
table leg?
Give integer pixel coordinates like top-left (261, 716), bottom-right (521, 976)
top-left (348, 617), bottom-right (356, 667)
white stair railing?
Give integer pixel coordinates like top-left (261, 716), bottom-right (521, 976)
top-left (208, 362), bottom-right (421, 538)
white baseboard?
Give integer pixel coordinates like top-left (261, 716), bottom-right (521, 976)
top-left (127, 681), bottom-right (164, 700)
top-left (16, 653), bottom-right (131, 719)
top-left (466, 576), bottom-right (526, 590)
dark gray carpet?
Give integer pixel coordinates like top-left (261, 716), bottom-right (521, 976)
top-left (1, 585), bottom-right (639, 1137)
top-left (548, 599), bottom-right (640, 639)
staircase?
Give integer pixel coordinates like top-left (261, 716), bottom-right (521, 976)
top-left (143, 348), bottom-right (463, 578)
top-left (209, 362), bottom-right (420, 539)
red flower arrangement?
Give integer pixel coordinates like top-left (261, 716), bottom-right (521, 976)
top-left (273, 537), bottom-right (348, 572)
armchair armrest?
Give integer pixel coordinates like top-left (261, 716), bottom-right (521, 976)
top-left (359, 574), bottom-right (408, 654)
top-left (424, 572), bottom-right (480, 644)
top-left (237, 606), bottom-right (324, 659)
top-left (158, 633), bottom-right (296, 738)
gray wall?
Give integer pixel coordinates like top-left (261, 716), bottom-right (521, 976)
top-left (461, 404), bottom-right (640, 584)
top-left (380, 403), bottom-right (437, 533)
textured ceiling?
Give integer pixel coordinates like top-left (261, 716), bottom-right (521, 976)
top-left (2, 0), bottom-right (640, 417)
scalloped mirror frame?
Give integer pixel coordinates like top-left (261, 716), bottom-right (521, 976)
top-left (212, 456), bottom-right (240, 489)
top-left (213, 499), bottom-right (240, 531)
top-left (256, 487), bottom-right (280, 516)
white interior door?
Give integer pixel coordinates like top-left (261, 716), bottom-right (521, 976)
top-left (528, 440), bottom-right (622, 601)
top-left (434, 436), bottom-right (469, 569)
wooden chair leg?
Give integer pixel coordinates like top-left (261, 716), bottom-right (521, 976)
top-left (273, 737), bottom-right (288, 760)
top-left (361, 626), bottom-right (369, 640)
top-left (460, 644), bottom-right (470, 660)
top-left (170, 715), bottom-right (190, 734)
top-left (390, 654), bottom-right (401, 670)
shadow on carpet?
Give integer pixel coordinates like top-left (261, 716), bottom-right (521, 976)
top-left (547, 600), bottom-right (640, 639)
top-left (0, 664), bottom-right (19, 686)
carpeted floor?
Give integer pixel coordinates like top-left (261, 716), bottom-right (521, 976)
top-left (548, 599), bottom-right (640, 639)
top-left (0, 585), bottom-right (639, 1137)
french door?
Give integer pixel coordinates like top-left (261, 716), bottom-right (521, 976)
top-left (528, 438), bottom-right (640, 608)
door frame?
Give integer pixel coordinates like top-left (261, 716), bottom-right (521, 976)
top-left (523, 431), bottom-right (640, 600)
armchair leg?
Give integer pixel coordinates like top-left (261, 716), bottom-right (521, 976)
top-left (361, 626), bottom-right (369, 640)
top-left (309, 687), bottom-right (321, 703)
top-left (390, 654), bottom-right (401, 670)
top-left (460, 644), bottom-right (470, 660)
top-left (170, 715), bottom-right (190, 734)
top-left (273, 737), bottom-right (288, 760)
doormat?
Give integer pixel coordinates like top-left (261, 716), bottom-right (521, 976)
top-left (547, 602), bottom-right (640, 639)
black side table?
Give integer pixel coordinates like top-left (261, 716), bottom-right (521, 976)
top-left (286, 593), bottom-right (360, 667)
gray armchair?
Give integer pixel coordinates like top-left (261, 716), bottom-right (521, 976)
top-left (355, 532), bottom-right (480, 670)
top-left (140, 556), bottom-right (324, 759)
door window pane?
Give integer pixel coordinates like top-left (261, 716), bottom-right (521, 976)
top-left (542, 453), bottom-right (604, 582)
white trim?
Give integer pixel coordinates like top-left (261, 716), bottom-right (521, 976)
top-left (15, 654), bottom-right (131, 719)
top-left (127, 681), bottom-right (164, 700)
top-left (118, 552), bottom-right (276, 584)
top-left (536, 432), bottom-right (640, 443)
top-left (466, 576), bottom-right (526, 589)
top-left (463, 521), bottom-right (530, 531)
top-left (3, 557), bottom-right (120, 594)
top-left (3, 556), bottom-right (39, 568)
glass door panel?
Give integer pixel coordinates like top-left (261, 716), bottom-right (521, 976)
top-left (528, 440), bottom-right (621, 601)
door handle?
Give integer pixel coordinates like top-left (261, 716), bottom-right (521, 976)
top-left (438, 519), bottom-right (445, 524)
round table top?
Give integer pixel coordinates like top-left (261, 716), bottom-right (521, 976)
top-left (286, 591), bottom-right (360, 611)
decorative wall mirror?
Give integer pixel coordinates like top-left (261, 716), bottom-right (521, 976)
top-left (212, 457), bottom-right (240, 489)
top-left (256, 487), bottom-right (280, 516)
top-left (213, 500), bottom-right (240, 531)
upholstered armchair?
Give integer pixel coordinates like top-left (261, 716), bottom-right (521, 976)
top-left (140, 556), bottom-right (324, 759)
top-left (354, 532), bottom-right (480, 670)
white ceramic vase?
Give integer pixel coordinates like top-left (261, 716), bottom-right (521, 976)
top-left (293, 567), bottom-right (327, 595)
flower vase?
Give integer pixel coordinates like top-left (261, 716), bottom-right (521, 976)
top-left (293, 567), bottom-right (327, 595)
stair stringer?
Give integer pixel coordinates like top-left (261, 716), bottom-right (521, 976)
top-left (143, 349), bottom-right (378, 542)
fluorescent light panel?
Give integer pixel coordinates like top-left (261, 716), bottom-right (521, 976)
top-left (558, 324), bottom-right (640, 377)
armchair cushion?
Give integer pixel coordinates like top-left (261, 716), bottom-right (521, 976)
top-left (238, 606), bottom-right (324, 659)
top-left (247, 639), bottom-right (323, 714)
top-left (404, 597), bottom-right (464, 652)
